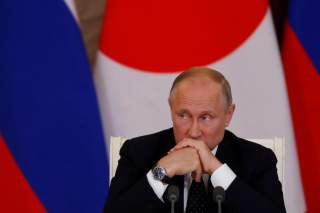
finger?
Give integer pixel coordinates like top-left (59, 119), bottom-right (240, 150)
top-left (169, 144), bottom-right (190, 152)
top-left (176, 141), bottom-right (195, 149)
top-left (194, 166), bottom-right (202, 182)
top-left (167, 148), bottom-right (179, 154)
top-left (191, 171), bottom-right (196, 180)
top-left (168, 147), bottom-right (180, 152)
top-left (183, 140), bottom-right (208, 154)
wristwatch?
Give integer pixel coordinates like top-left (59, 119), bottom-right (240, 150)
top-left (152, 165), bottom-right (172, 184)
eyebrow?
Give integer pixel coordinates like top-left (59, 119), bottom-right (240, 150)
top-left (176, 109), bottom-right (189, 113)
top-left (201, 110), bottom-right (214, 114)
top-left (200, 111), bottom-right (215, 116)
top-left (176, 109), bottom-right (216, 116)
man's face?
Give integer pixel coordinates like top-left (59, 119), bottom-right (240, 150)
top-left (170, 78), bottom-right (235, 150)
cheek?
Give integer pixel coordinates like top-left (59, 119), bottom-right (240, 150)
top-left (173, 116), bottom-right (190, 129)
top-left (173, 120), bottom-right (190, 139)
top-left (202, 119), bottom-right (225, 137)
top-left (202, 124), bottom-right (225, 149)
top-left (173, 121), bottom-right (189, 134)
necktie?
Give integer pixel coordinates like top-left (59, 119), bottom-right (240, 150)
top-left (186, 179), bottom-right (210, 213)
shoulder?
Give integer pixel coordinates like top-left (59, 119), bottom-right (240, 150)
top-left (119, 128), bottom-right (175, 165)
top-left (121, 128), bottom-right (174, 151)
top-left (226, 130), bottom-right (275, 157)
top-left (223, 130), bottom-right (278, 170)
top-left (219, 131), bottom-right (278, 181)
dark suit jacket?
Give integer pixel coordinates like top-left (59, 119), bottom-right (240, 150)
top-left (105, 128), bottom-right (286, 213)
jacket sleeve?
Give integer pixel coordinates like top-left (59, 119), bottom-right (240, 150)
top-left (104, 140), bottom-right (167, 213)
top-left (222, 148), bottom-right (286, 213)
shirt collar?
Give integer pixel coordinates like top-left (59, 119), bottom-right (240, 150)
top-left (212, 145), bottom-right (218, 156)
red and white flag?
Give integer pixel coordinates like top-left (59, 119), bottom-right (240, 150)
top-left (95, 1), bottom-right (305, 211)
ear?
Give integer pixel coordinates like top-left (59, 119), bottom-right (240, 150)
top-left (225, 104), bottom-right (235, 127)
top-left (168, 97), bottom-right (172, 108)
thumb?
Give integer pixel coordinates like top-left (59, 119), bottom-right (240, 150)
top-left (194, 165), bottom-right (203, 182)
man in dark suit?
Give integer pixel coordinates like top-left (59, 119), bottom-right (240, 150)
top-left (105, 67), bottom-right (286, 212)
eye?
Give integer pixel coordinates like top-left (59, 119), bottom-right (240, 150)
top-left (200, 114), bottom-right (212, 121)
top-left (178, 112), bottom-right (189, 119)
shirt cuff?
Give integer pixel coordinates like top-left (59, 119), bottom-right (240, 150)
top-left (146, 170), bottom-right (169, 202)
top-left (210, 163), bottom-right (236, 190)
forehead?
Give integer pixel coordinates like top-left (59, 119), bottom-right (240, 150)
top-left (171, 78), bottom-right (225, 109)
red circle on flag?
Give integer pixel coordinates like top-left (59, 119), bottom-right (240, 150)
top-left (100, 0), bottom-right (268, 72)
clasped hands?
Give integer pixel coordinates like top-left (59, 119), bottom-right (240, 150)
top-left (157, 138), bottom-right (222, 182)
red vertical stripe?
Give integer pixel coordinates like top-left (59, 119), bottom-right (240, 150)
top-left (282, 24), bottom-right (320, 213)
top-left (0, 135), bottom-right (46, 212)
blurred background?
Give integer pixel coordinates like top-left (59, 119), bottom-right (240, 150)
top-left (1, 0), bottom-right (319, 212)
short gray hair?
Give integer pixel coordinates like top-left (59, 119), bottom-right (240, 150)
top-left (169, 67), bottom-right (233, 110)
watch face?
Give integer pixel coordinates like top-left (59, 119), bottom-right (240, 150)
top-left (153, 166), bottom-right (166, 180)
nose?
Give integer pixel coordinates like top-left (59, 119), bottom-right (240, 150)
top-left (188, 120), bottom-right (201, 139)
